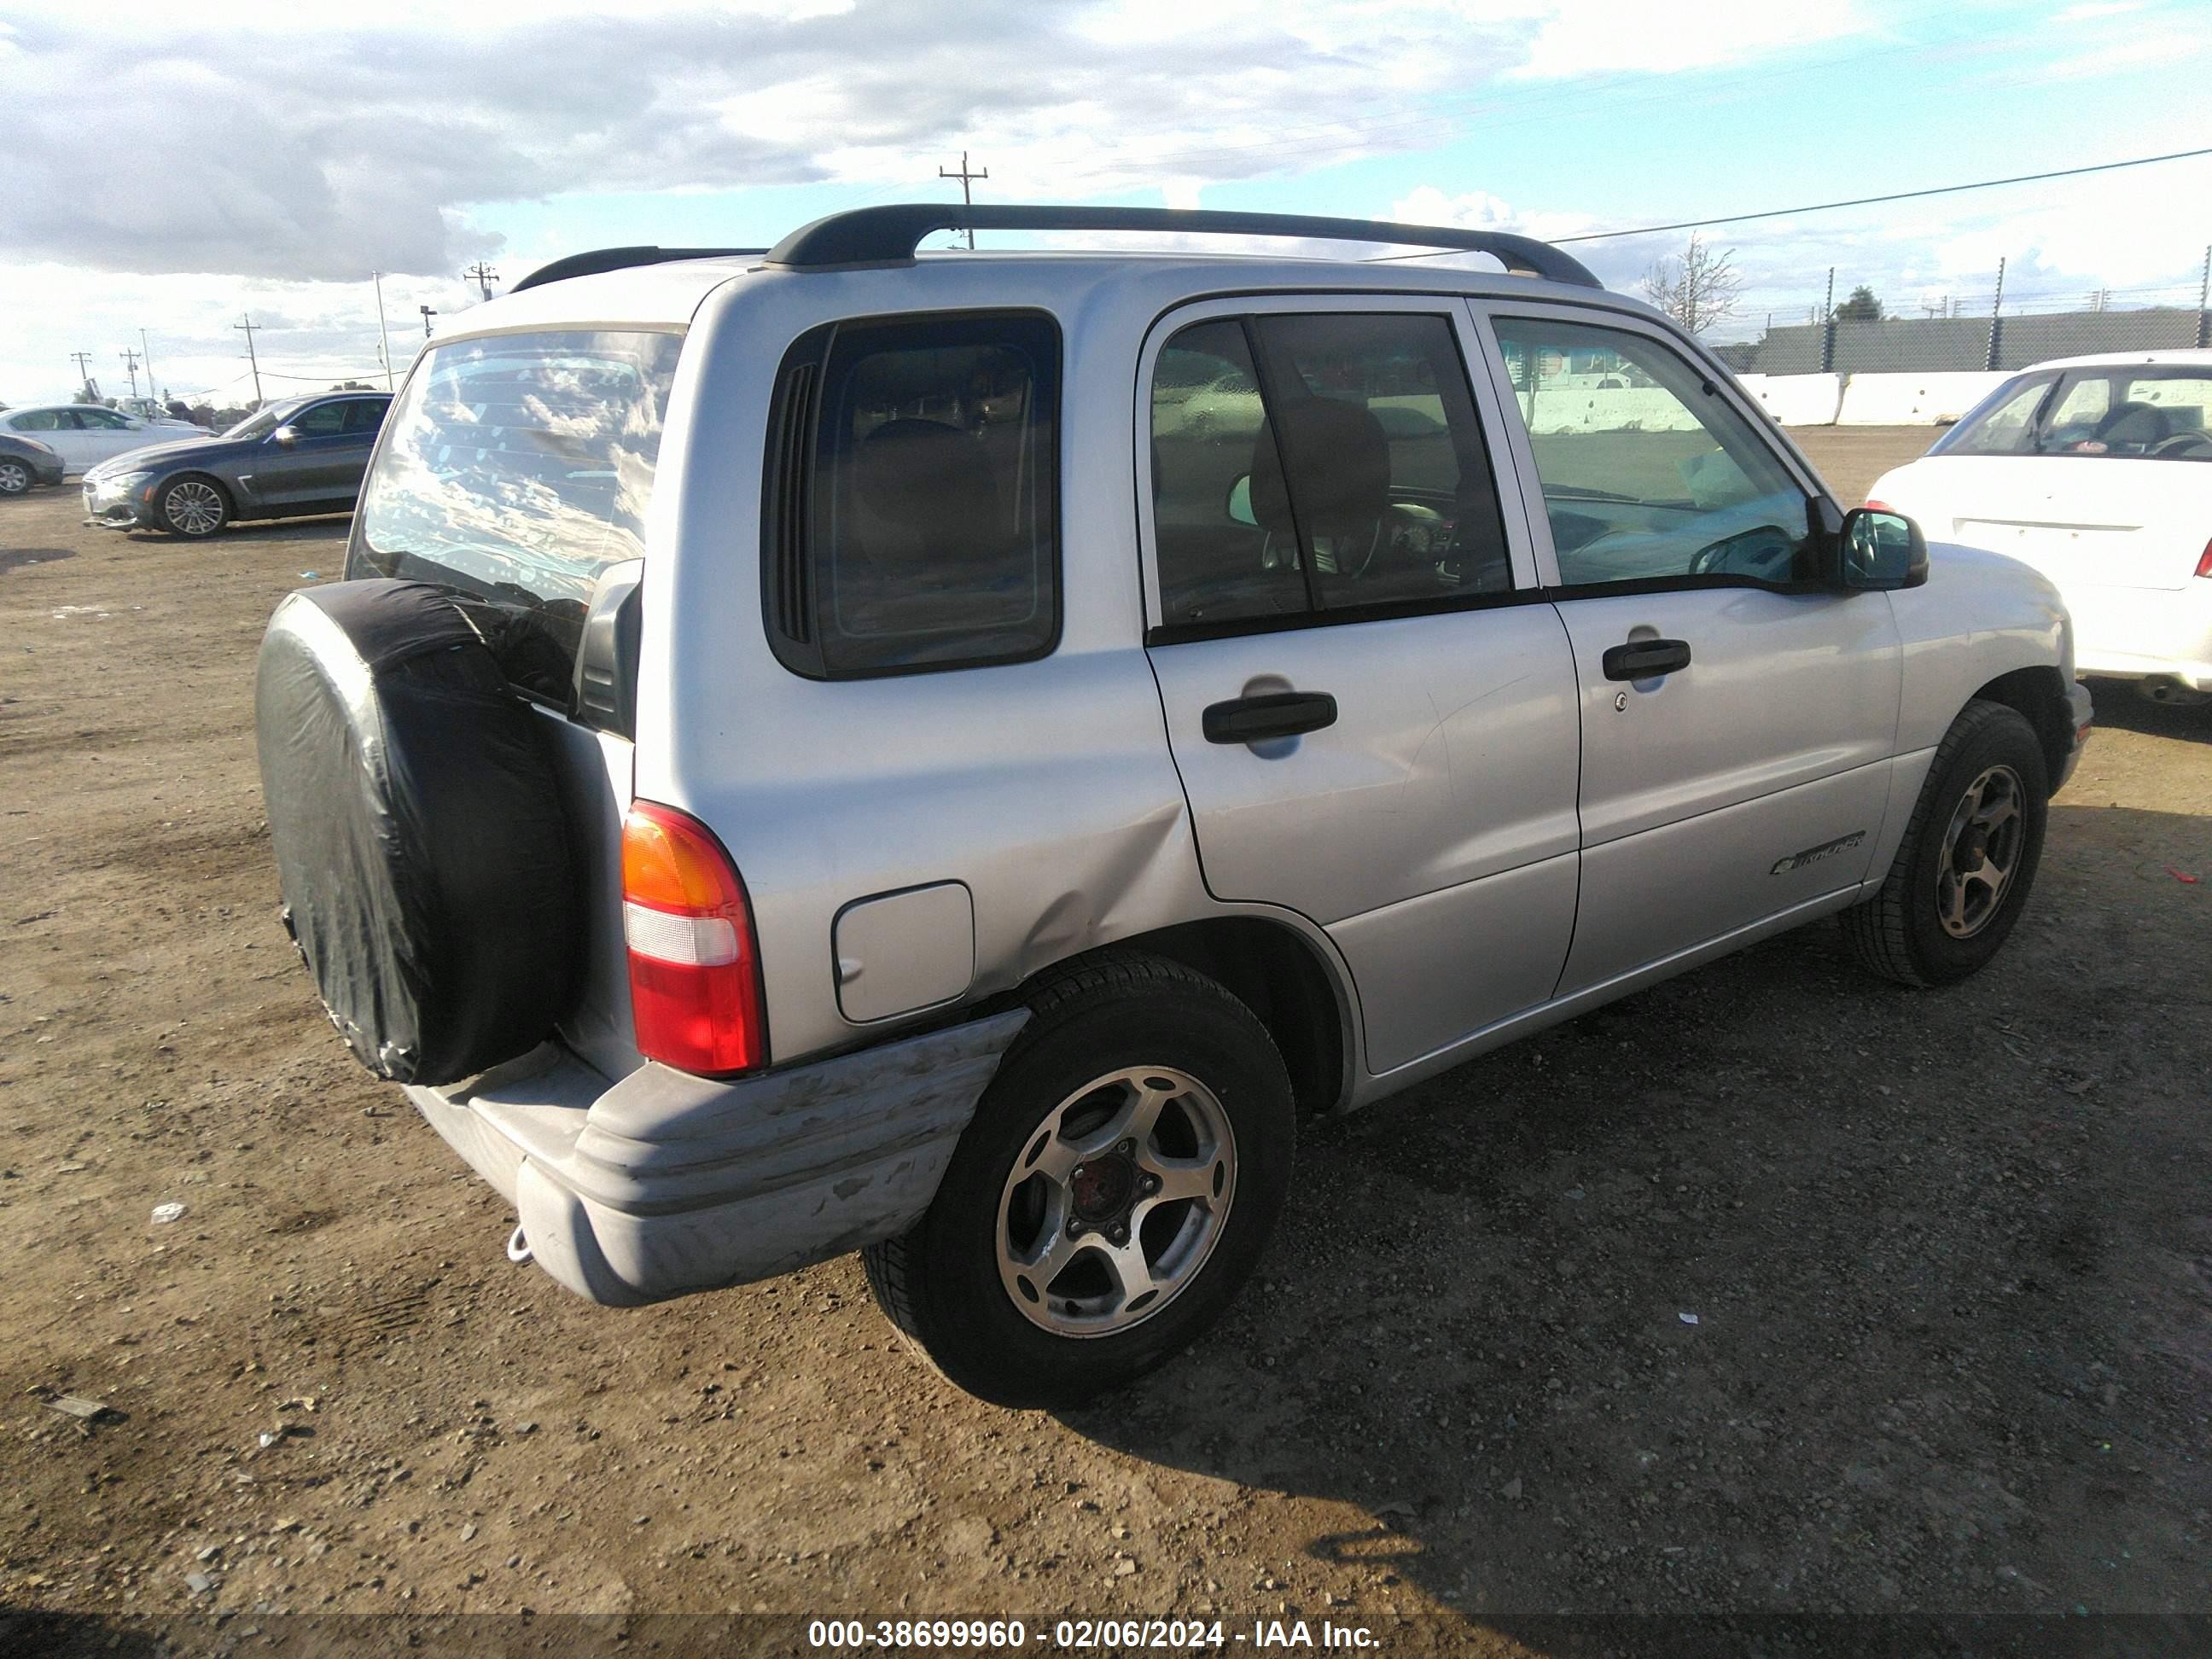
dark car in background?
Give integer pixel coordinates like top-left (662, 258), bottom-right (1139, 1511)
top-left (81, 391), bottom-right (391, 537)
top-left (0, 431), bottom-right (67, 496)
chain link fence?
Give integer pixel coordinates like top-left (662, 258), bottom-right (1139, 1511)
top-left (1706, 252), bottom-right (2212, 375)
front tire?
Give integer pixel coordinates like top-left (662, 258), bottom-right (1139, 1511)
top-left (1842, 699), bottom-right (2049, 987)
top-left (157, 474), bottom-right (230, 538)
top-left (864, 952), bottom-right (1295, 1408)
top-left (0, 458), bottom-right (32, 497)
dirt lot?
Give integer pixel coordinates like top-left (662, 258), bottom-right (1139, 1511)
top-left (1, 426), bottom-right (2207, 1648)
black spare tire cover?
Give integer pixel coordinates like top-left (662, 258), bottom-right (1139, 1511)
top-left (254, 579), bottom-right (579, 1085)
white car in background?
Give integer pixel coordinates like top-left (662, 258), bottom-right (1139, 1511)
top-left (0, 403), bottom-right (212, 475)
top-left (1870, 350), bottom-right (2212, 706)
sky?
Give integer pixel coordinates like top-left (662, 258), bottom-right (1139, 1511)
top-left (2, 0), bottom-right (2209, 408)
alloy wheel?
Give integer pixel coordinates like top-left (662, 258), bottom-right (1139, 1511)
top-left (163, 480), bottom-right (224, 536)
top-left (0, 460), bottom-right (30, 495)
top-left (1936, 763), bottom-right (2025, 939)
top-left (996, 1066), bottom-right (1237, 1338)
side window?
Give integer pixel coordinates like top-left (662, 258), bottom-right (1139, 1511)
top-left (343, 399), bottom-right (391, 434)
top-left (764, 311), bottom-right (1059, 678)
top-left (9, 410), bottom-right (62, 432)
top-left (1492, 317), bottom-right (1815, 589)
top-left (291, 402), bottom-right (349, 438)
top-left (1150, 311), bottom-right (1513, 631)
top-left (74, 408), bottom-right (129, 430)
top-left (1936, 375), bottom-right (2051, 457)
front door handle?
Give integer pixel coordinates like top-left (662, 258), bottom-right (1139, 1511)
top-left (1202, 690), bottom-right (1338, 745)
top-left (1602, 638), bottom-right (1692, 681)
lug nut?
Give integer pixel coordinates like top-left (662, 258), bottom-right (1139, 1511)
top-left (1115, 1140), bottom-right (1134, 1157)
top-left (1109, 1226), bottom-right (1128, 1245)
top-left (1067, 1219), bottom-right (1085, 1237)
top-left (1140, 1173), bottom-right (1160, 1194)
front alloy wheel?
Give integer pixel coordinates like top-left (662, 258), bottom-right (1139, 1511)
top-left (1936, 764), bottom-right (2026, 939)
top-left (160, 478), bottom-right (227, 537)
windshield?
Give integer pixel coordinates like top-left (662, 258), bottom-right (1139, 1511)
top-left (349, 329), bottom-right (685, 698)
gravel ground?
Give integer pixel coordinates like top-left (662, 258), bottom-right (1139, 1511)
top-left (1, 426), bottom-right (2206, 1648)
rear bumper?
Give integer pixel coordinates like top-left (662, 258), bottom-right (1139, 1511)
top-left (403, 1010), bottom-right (1027, 1307)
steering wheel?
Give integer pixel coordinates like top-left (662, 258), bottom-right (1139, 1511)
top-left (1688, 524), bottom-right (1800, 580)
top-left (2149, 430), bottom-right (2212, 459)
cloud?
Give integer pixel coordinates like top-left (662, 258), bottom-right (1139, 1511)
top-left (0, 1), bottom-right (1873, 283)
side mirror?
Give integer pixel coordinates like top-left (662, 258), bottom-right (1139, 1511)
top-left (1226, 474), bottom-right (1257, 528)
top-left (271, 425), bottom-right (299, 446)
top-left (1839, 507), bottom-right (1929, 591)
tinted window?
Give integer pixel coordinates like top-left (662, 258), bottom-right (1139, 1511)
top-left (290, 402), bottom-right (349, 438)
top-left (1150, 311), bottom-right (1512, 631)
top-left (343, 399), bottom-right (391, 434)
top-left (1492, 317), bottom-right (1814, 588)
top-left (352, 329), bottom-right (684, 697)
top-left (78, 408), bottom-right (132, 430)
top-left (1150, 321), bottom-right (1306, 626)
top-left (9, 410), bottom-right (64, 432)
top-left (765, 312), bottom-right (1059, 678)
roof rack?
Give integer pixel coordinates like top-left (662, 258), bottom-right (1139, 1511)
top-left (762, 204), bottom-right (1602, 288)
top-left (511, 245), bottom-right (769, 294)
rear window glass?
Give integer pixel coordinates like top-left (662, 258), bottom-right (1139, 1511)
top-left (351, 329), bottom-right (684, 695)
top-left (763, 311), bottom-right (1060, 678)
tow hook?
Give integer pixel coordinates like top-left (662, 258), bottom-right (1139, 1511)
top-left (504, 1224), bottom-right (533, 1266)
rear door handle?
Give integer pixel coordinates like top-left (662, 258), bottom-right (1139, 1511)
top-left (1202, 690), bottom-right (1338, 745)
top-left (1601, 638), bottom-right (1692, 681)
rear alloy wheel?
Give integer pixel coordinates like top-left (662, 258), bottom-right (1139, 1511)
top-left (864, 952), bottom-right (1295, 1408)
top-left (0, 458), bottom-right (32, 497)
top-left (158, 476), bottom-right (229, 538)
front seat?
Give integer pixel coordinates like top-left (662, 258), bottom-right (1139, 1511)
top-left (2093, 401), bottom-right (2169, 451)
top-left (1249, 398), bottom-right (1392, 589)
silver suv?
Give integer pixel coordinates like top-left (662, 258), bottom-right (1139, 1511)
top-left (255, 205), bottom-right (2092, 1407)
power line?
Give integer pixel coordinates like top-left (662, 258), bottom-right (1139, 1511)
top-left (1549, 146), bottom-right (2212, 245)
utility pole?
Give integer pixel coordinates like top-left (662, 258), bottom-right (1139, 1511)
top-left (372, 273), bottom-right (395, 390)
top-left (463, 262), bottom-right (499, 302)
top-left (419, 306), bottom-right (438, 340)
top-left (140, 330), bottom-right (158, 403)
top-left (69, 351), bottom-right (95, 399)
top-left (1985, 257), bottom-right (2006, 372)
top-left (236, 314), bottom-right (265, 406)
top-left (2197, 244), bottom-right (2209, 350)
top-left (119, 348), bottom-right (143, 400)
top-left (938, 150), bottom-right (988, 249)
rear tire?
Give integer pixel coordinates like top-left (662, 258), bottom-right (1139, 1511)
top-left (864, 952), bottom-right (1295, 1408)
top-left (1842, 699), bottom-right (2048, 987)
top-left (0, 458), bottom-right (32, 497)
top-left (157, 474), bottom-right (230, 538)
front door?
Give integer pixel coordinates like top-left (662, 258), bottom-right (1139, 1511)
top-left (1140, 299), bottom-right (1582, 1077)
top-left (1476, 306), bottom-right (1902, 994)
top-left (252, 399), bottom-right (362, 510)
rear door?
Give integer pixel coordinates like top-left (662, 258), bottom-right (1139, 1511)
top-left (1140, 296), bottom-right (1582, 1077)
top-left (1473, 302), bottom-right (1901, 994)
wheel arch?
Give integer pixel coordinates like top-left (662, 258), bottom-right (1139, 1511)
top-left (1968, 665), bottom-right (2072, 784)
top-left (1030, 917), bottom-right (1354, 1117)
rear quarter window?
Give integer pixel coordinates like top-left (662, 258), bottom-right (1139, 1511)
top-left (763, 311), bottom-right (1060, 678)
top-left (350, 329), bottom-right (684, 700)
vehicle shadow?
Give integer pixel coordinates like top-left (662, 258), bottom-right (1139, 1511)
top-left (2082, 678), bottom-right (2210, 746)
top-left (1053, 845), bottom-right (2205, 1623)
top-left (0, 547), bottom-right (75, 574)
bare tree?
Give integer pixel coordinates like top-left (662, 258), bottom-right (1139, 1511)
top-left (1639, 234), bottom-right (1743, 335)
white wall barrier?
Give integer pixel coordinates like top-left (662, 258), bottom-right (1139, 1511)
top-left (1736, 373), bottom-right (1842, 426)
top-left (1835, 371), bottom-right (2009, 427)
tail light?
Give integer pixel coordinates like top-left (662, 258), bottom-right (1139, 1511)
top-left (620, 800), bottom-right (765, 1074)
top-left (2196, 537), bottom-right (2212, 579)
top-left (1864, 499), bottom-right (1895, 513)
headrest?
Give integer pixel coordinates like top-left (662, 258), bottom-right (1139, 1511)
top-left (1249, 399), bottom-right (1390, 536)
top-left (852, 418), bottom-right (1001, 555)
